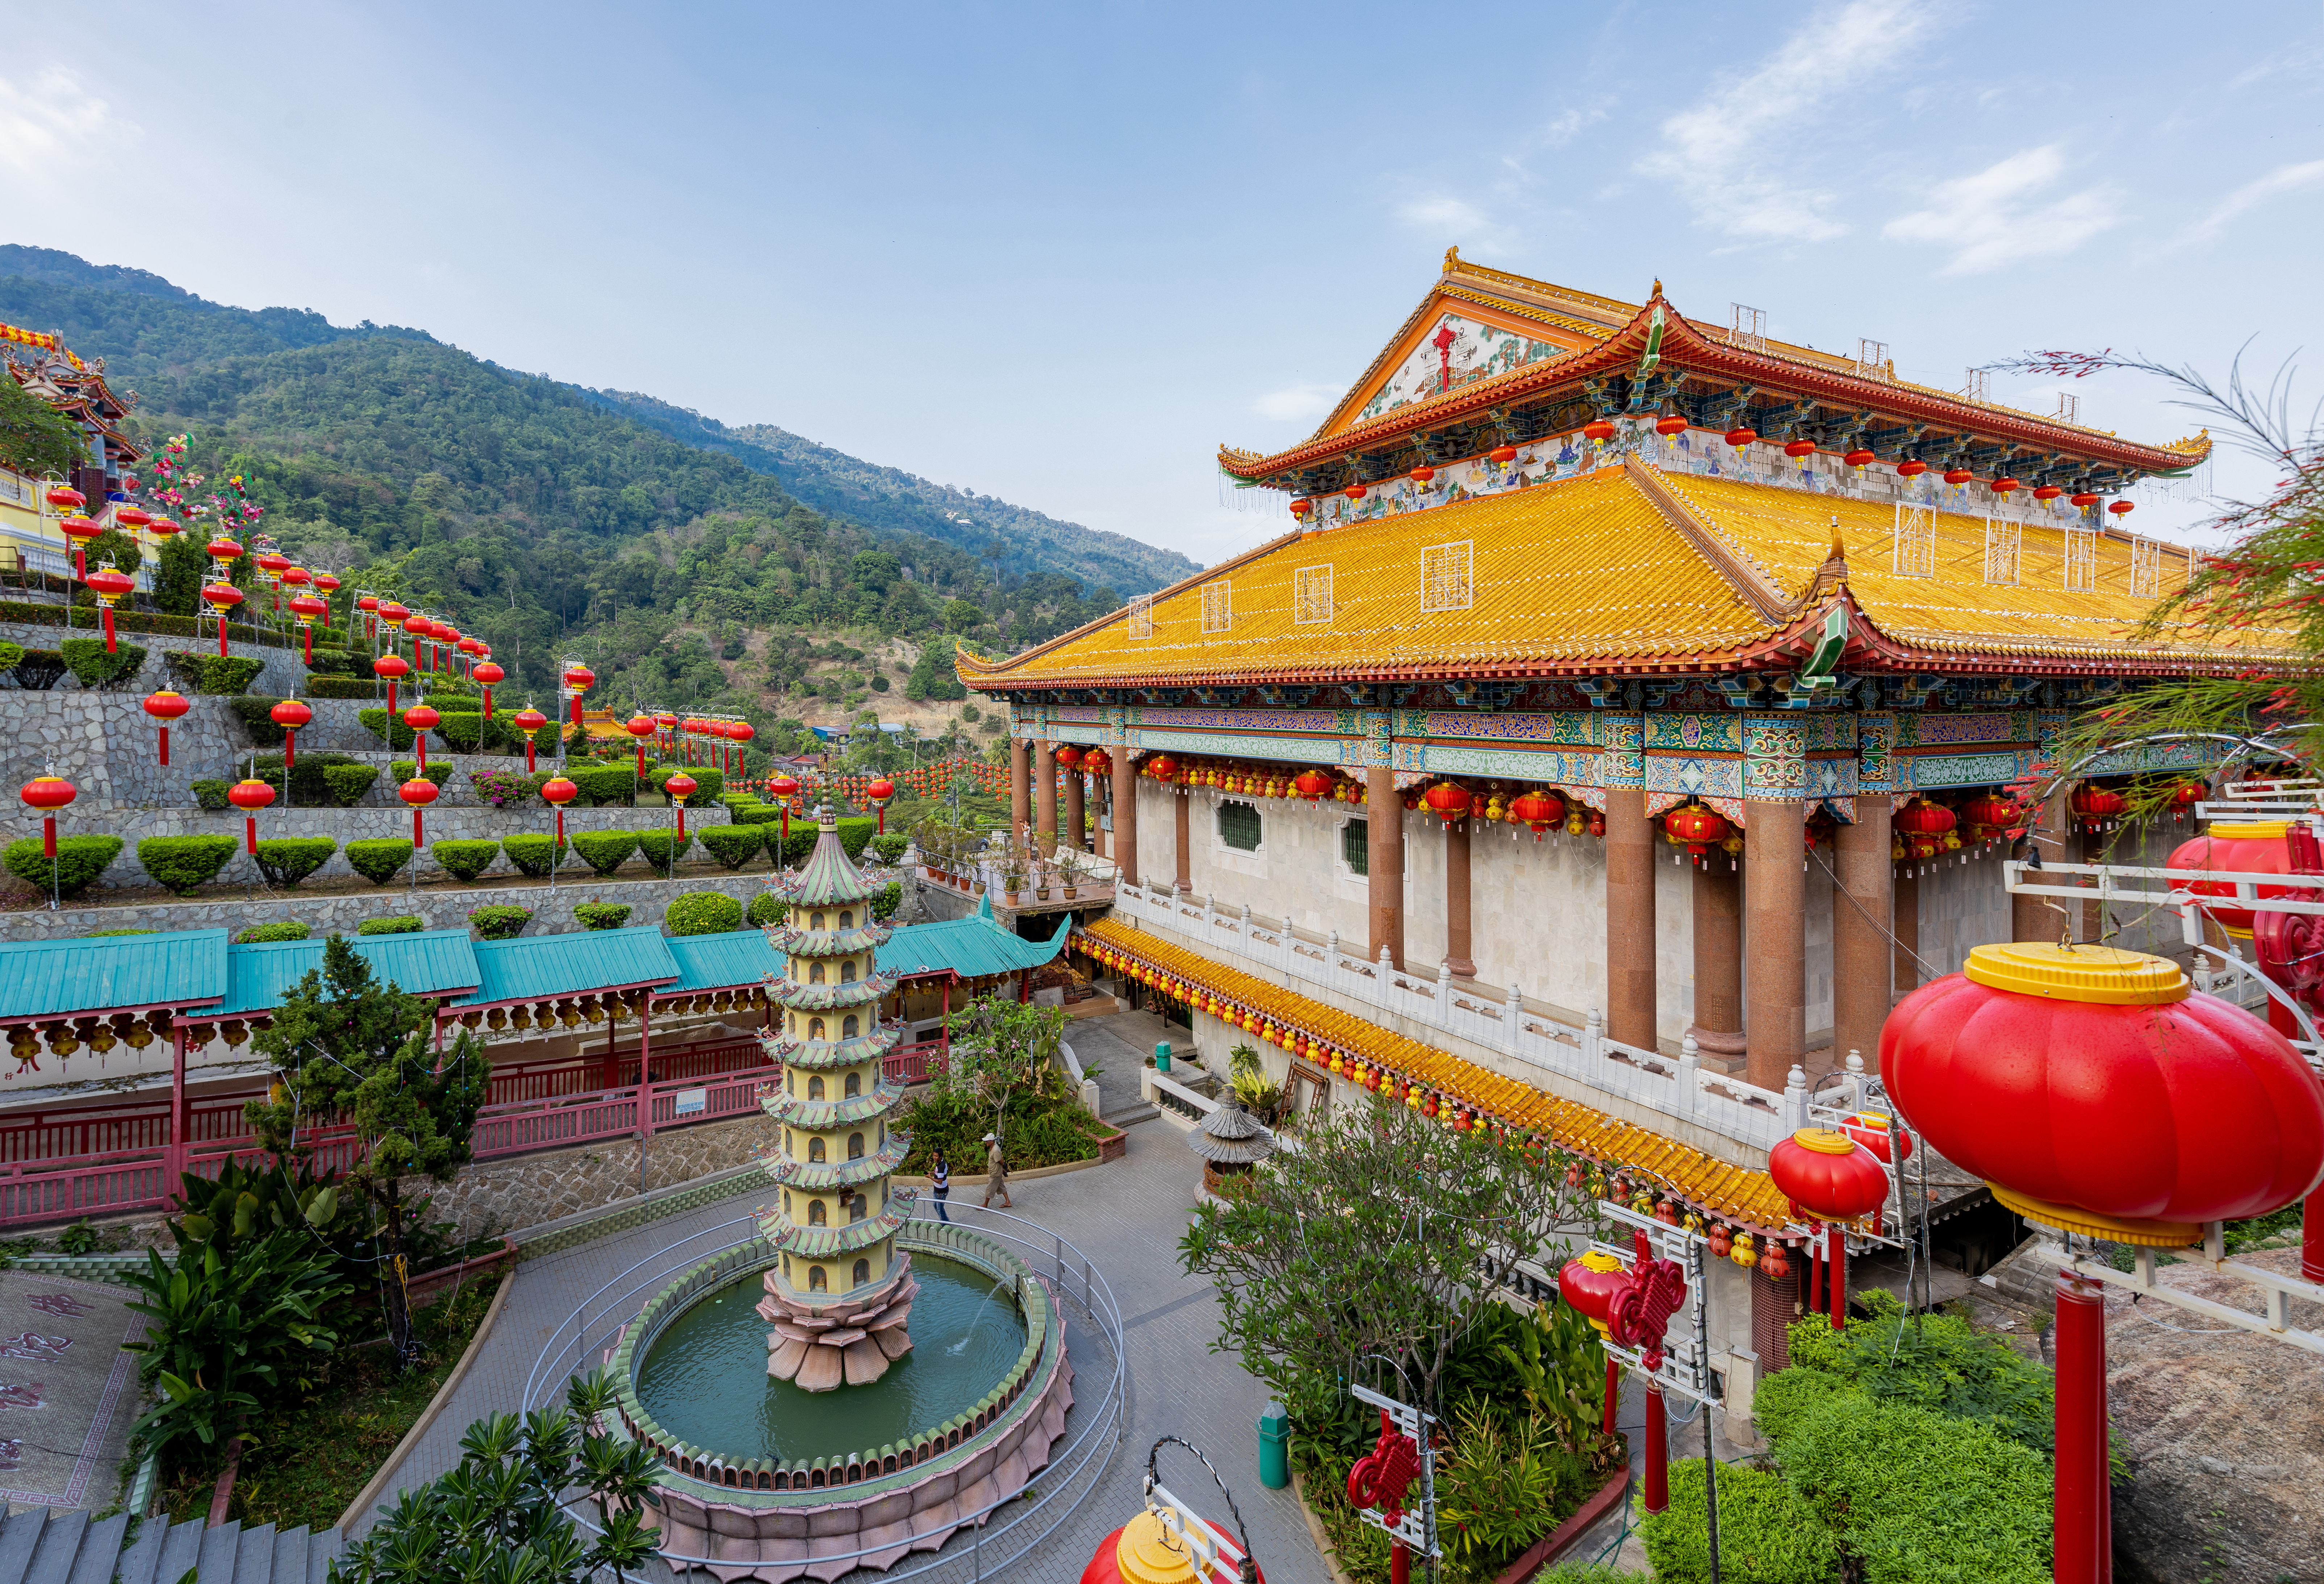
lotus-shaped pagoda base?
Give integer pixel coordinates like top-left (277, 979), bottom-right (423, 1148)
top-left (756, 1253), bottom-right (917, 1391)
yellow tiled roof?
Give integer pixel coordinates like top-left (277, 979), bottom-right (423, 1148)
top-left (1081, 917), bottom-right (1797, 1232)
top-left (964, 466), bottom-right (2287, 687)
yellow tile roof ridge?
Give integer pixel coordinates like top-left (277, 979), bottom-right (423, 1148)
top-left (1080, 917), bottom-right (1796, 1231)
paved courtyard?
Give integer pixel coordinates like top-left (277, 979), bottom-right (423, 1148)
top-left (374, 1049), bottom-right (1335, 1584)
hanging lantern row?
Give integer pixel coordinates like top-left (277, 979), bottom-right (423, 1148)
top-left (1134, 757), bottom-right (1607, 839)
top-left (4, 1011), bottom-right (168, 1076)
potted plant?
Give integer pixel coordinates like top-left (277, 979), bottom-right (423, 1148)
top-left (1001, 858), bottom-right (1025, 906)
top-left (1034, 861), bottom-right (1052, 902)
top-left (1057, 847), bottom-right (1083, 900)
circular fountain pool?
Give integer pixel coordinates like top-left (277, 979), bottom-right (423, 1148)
top-left (635, 1253), bottom-right (1028, 1463)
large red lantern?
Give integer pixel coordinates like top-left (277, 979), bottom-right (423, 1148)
top-left (143, 689), bottom-right (190, 766)
top-left (1991, 476), bottom-right (2020, 495)
top-left (200, 581), bottom-right (245, 656)
top-left (1054, 744), bottom-right (1083, 770)
top-left (472, 660), bottom-right (503, 719)
top-left (866, 776), bottom-right (896, 833)
top-left (1421, 781), bottom-right (1471, 826)
top-left (1582, 417), bottom-right (1617, 443)
top-left (1510, 788), bottom-right (1566, 841)
top-left (373, 652), bottom-right (410, 718)
top-left (404, 704), bottom-right (441, 772)
top-left (1882, 942), bottom-right (2324, 1239)
top-left (561, 661), bottom-right (595, 726)
top-left (2108, 500), bottom-right (2135, 518)
top-left (512, 704), bottom-right (549, 772)
top-left (20, 773), bottom-right (75, 860)
top-left (43, 486), bottom-right (84, 514)
top-left (399, 775), bottom-right (438, 847)
top-left (2168, 821), bottom-right (2296, 936)
top-left (1662, 801), bottom-right (1730, 862)
top-left (57, 516), bottom-right (101, 580)
top-left (1844, 448), bottom-right (1875, 468)
top-left (626, 713), bottom-right (657, 777)
top-left (540, 774), bottom-right (577, 848)
top-left (1487, 445), bottom-right (1518, 465)
top-left (663, 772), bottom-right (698, 842)
top-left (1896, 459), bottom-right (1927, 478)
top-left (229, 777), bottom-right (276, 855)
top-left (1145, 755), bottom-right (1180, 782)
top-left (1291, 768), bottom-right (1333, 801)
top-left (1769, 1125), bottom-right (1889, 1333)
top-left (270, 699), bottom-right (313, 770)
top-left (288, 592), bottom-right (329, 661)
top-left (2069, 783), bottom-right (2126, 831)
top-left (1082, 748), bottom-right (1112, 777)
top-left (1892, 796), bottom-right (1958, 859)
top-left (147, 517), bottom-right (181, 544)
top-left (1723, 426), bottom-right (1757, 449)
top-left (1783, 438), bottom-right (1816, 458)
top-left (1960, 792), bottom-right (2023, 839)
top-left (83, 562), bottom-right (134, 651)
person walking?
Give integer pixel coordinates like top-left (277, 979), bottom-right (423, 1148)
top-left (931, 1148), bottom-right (952, 1223)
top-left (981, 1130), bottom-right (1011, 1209)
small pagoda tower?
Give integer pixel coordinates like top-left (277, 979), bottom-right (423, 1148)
top-left (755, 807), bottom-right (915, 1392)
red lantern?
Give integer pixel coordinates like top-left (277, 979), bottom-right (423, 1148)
top-left (114, 506), bottom-right (151, 533)
top-left (539, 772), bottom-right (578, 849)
top-left (404, 704), bottom-right (441, 773)
top-left (201, 581), bottom-right (245, 656)
top-left (399, 775), bottom-right (438, 847)
top-left (1882, 941), bottom-right (2324, 1237)
top-left (2033, 484), bottom-right (2063, 501)
top-left (1843, 448), bottom-right (1875, 468)
top-left (2109, 500), bottom-right (2135, 518)
top-left (473, 660), bottom-right (503, 719)
top-left (561, 662), bottom-right (596, 726)
top-left (1944, 468), bottom-right (1974, 485)
top-left (867, 776), bottom-right (896, 833)
top-left (2070, 491), bottom-right (2100, 509)
top-left (1289, 497), bottom-right (1312, 520)
top-left (2069, 783), bottom-right (2126, 831)
top-left (1488, 445), bottom-right (1518, 464)
top-left (1760, 1242), bottom-right (1792, 1283)
top-left (1421, 781), bottom-right (1472, 826)
top-left (1656, 412), bottom-right (1689, 437)
top-left (1145, 755), bottom-right (1180, 782)
top-left (270, 698), bottom-right (313, 771)
top-left (1896, 459), bottom-right (1928, 478)
top-left (20, 773), bottom-right (75, 860)
top-left (83, 563), bottom-right (134, 651)
top-left (143, 689), bottom-right (189, 766)
top-left (289, 592), bottom-right (329, 660)
top-left (1723, 426), bottom-right (1757, 448)
top-left (147, 517), bottom-right (181, 542)
top-left (2168, 822), bottom-right (2297, 935)
top-left (510, 705), bottom-right (547, 771)
top-left (377, 599), bottom-right (408, 628)
top-left (1587, 808), bottom-right (1605, 838)
top-left (664, 772), bottom-right (698, 842)
top-left (626, 713), bottom-right (657, 777)
top-left (229, 776), bottom-right (276, 855)
top-left (57, 516), bottom-right (101, 580)
top-left (1343, 484), bottom-right (1366, 501)
top-left (1291, 768), bottom-right (1333, 801)
top-left (1663, 801), bottom-right (1730, 862)
top-left (1055, 745), bottom-right (1083, 769)
top-left (43, 486), bottom-right (84, 514)
top-left (1960, 792), bottom-right (2023, 838)
top-left (2170, 780), bottom-right (2206, 810)
top-left (1840, 1112), bottom-right (1912, 1164)
top-left (1083, 747), bottom-right (1112, 778)
top-left (1510, 788), bottom-right (1566, 841)
top-left (1770, 1128), bottom-right (1890, 1224)
top-left (1991, 476), bottom-right (2020, 495)
top-left (313, 570), bottom-right (340, 600)
top-left (1582, 418), bottom-right (1617, 443)
top-left (1783, 438), bottom-right (1816, 458)
top-left (1408, 464), bottom-right (1437, 484)
top-left (1892, 798), bottom-right (1957, 849)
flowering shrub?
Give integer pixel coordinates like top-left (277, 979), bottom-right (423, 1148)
top-left (470, 768), bottom-right (546, 808)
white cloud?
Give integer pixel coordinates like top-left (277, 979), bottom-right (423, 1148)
top-left (1536, 106), bottom-right (1606, 149)
top-left (0, 67), bottom-right (137, 191)
top-left (1252, 383), bottom-right (1341, 423)
top-left (1639, 0), bottom-right (1939, 243)
top-left (2166, 159), bottom-right (2324, 249)
top-left (1397, 195), bottom-right (1490, 233)
top-left (1882, 145), bottom-right (2123, 274)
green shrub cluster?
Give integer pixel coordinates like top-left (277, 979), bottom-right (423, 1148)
top-left (231, 751), bottom-right (370, 808)
top-left (346, 839), bottom-right (416, 884)
top-left (255, 837), bottom-right (337, 887)
top-left (570, 831), bottom-right (637, 876)
top-left (236, 921), bottom-right (313, 944)
top-left (650, 766), bottom-right (723, 806)
top-left (468, 905), bottom-right (531, 940)
top-left (665, 891), bottom-right (742, 935)
top-left (359, 708), bottom-right (418, 751)
top-left (190, 779), bottom-right (230, 811)
top-left (389, 760), bottom-right (455, 787)
top-left (637, 829), bottom-right (692, 876)
top-left (165, 652), bottom-right (265, 695)
top-left (138, 834), bottom-right (239, 895)
top-left (307, 676), bottom-right (390, 700)
top-left (746, 890), bottom-right (785, 927)
top-left (85, 928), bottom-right (156, 937)
top-left (871, 832), bottom-right (908, 863)
top-left (0, 641), bottom-right (22, 672)
top-left (3, 835), bottom-right (123, 897)
top-left (230, 695), bottom-right (294, 746)
top-left (433, 712), bottom-right (513, 753)
top-left (58, 638), bottom-right (147, 689)
top-left (574, 901), bottom-right (631, 930)
top-left (871, 880), bottom-right (902, 921)
top-left (325, 764), bottom-right (380, 806)
top-left (696, 824), bottom-right (765, 870)
top-left (9, 647), bottom-right (69, 689)
top-left (500, 834), bottom-right (568, 876)
top-left (0, 599), bottom-right (294, 647)
top-left (1642, 1461), bottom-right (1839, 1584)
top-left (431, 840), bottom-right (501, 883)
top-left (358, 914), bottom-right (424, 934)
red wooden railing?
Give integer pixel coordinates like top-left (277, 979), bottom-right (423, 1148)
top-left (0, 1034), bottom-right (945, 1229)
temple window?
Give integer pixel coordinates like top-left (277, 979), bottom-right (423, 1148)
top-left (840, 960), bottom-right (856, 983)
top-left (848, 1131), bottom-right (864, 1159)
top-left (783, 1190), bottom-right (792, 1215)
top-left (784, 1129), bottom-right (793, 1156)
top-left (849, 1193), bottom-right (867, 1222)
top-left (845, 1071), bottom-right (861, 1097)
top-left (1342, 819), bottom-right (1370, 876)
top-left (1217, 801), bottom-right (1262, 852)
top-left (782, 1253), bottom-right (792, 1279)
top-left (852, 1258), bottom-right (870, 1287)
top-left (840, 910), bottom-right (853, 928)
top-left (810, 962), bottom-right (826, 984)
top-left (843, 1014), bottom-right (859, 1037)
top-left (809, 1136), bottom-right (826, 1162)
top-left (810, 1199), bottom-right (827, 1226)
top-left (811, 912), bottom-right (825, 930)
top-left (810, 1018), bottom-right (825, 1040)
top-left (808, 1075), bottom-right (825, 1100)
top-left (808, 1265), bottom-right (826, 1292)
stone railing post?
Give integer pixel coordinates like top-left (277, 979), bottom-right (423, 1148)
top-left (1585, 1005), bottom-right (1604, 1067)
top-left (1239, 901), bottom-right (1253, 953)
top-left (1325, 929), bottom-right (1341, 988)
top-left (1677, 1034), bottom-right (1701, 1121)
top-left (1435, 961), bottom-right (1454, 1031)
top-left (1376, 944), bottom-right (1395, 1006)
top-left (1782, 1064), bottom-right (1809, 1131)
top-left (1504, 979), bottom-right (1525, 1055)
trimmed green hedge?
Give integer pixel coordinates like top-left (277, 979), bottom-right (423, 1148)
top-left (388, 762), bottom-right (454, 787)
top-left (500, 834), bottom-right (568, 877)
top-left (359, 708), bottom-right (418, 751)
top-left (138, 834), bottom-right (240, 896)
top-left (254, 838), bottom-right (336, 888)
top-left (696, 824), bottom-right (765, 870)
top-left (570, 830), bottom-right (637, 876)
top-left (0, 598), bottom-right (293, 648)
top-left (650, 767), bottom-right (723, 806)
top-left (10, 648), bottom-right (68, 689)
top-left (3, 835), bottom-right (122, 898)
top-left (747, 890), bottom-right (785, 927)
top-left (1642, 1460), bottom-right (1839, 1584)
top-left (58, 638), bottom-right (147, 690)
top-left (346, 839), bottom-right (416, 885)
top-left (468, 904), bottom-right (531, 940)
top-left (574, 901), bottom-right (631, 930)
top-left (236, 921), bottom-right (312, 944)
top-left (85, 928), bottom-right (156, 937)
top-left (308, 676), bottom-right (389, 700)
top-left (871, 832), bottom-right (908, 863)
top-left (637, 829), bottom-right (693, 876)
top-left (191, 779), bottom-right (230, 811)
top-left (431, 839), bottom-right (500, 883)
top-left (434, 712), bottom-right (515, 754)
top-left (568, 765), bottom-right (647, 806)
top-left (164, 653), bottom-right (265, 695)
top-left (324, 764), bottom-right (380, 806)
top-left (231, 695), bottom-right (292, 746)
top-left (666, 891), bottom-right (743, 936)
top-left (0, 641), bottom-right (21, 672)
top-left (358, 915), bottom-right (423, 935)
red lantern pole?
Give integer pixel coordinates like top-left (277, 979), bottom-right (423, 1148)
top-left (1827, 1224), bottom-right (1848, 1329)
top-left (2053, 1271), bottom-right (2109, 1584)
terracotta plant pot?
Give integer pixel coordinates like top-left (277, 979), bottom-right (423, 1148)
top-left (1004, 891), bottom-right (1020, 906)
top-left (1063, 886), bottom-right (1078, 900)
top-left (1036, 887), bottom-right (1051, 900)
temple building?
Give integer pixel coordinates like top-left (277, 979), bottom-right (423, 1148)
top-left (961, 250), bottom-right (2269, 1102)
top-left (1, 321), bottom-right (146, 583)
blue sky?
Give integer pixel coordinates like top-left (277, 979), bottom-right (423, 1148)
top-left (3, 0), bottom-right (2318, 569)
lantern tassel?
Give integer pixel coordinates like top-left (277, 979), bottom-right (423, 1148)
top-left (158, 725), bottom-right (170, 768)
top-left (101, 605), bottom-right (116, 653)
top-left (42, 817), bottom-right (56, 860)
top-left (244, 816), bottom-right (258, 856)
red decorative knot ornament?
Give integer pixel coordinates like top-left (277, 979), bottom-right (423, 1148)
top-left (1944, 467), bottom-right (1975, 485)
top-left (1784, 438), bottom-right (1817, 458)
top-left (1663, 801), bottom-right (1730, 862)
top-left (1882, 942), bottom-right (2324, 1245)
top-left (1511, 788), bottom-right (1566, 841)
top-left (143, 690), bottom-right (189, 766)
top-left (228, 777), bottom-right (275, 855)
top-left (2168, 821), bottom-right (2296, 936)
top-left (1724, 426), bottom-right (1757, 449)
top-left (1583, 418), bottom-right (1618, 443)
top-left (1769, 1127), bottom-right (1889, 1224)
top-left (1421, 780), bottom-right (1471, 826)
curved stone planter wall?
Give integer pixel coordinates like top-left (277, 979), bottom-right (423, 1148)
top-left (611, 1223), bottom-right (1075, 1581)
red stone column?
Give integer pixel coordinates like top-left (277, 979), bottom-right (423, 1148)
top-left (1112, 754), bottom-right (1138, 887)
top-left (1008, 737), bottom-right (1030, 843)
top-left (1687, 861), bottom-right (1744, 1064)
top-left (1832, 800), bottom-right (1893, 1069)
top-left (1893, 871), bottom-right (1921, 1000)
top-left (2012, 785), bottom-right (2073, 943)
top-left (1444, 812), bottom-right (1475, 977)
top-left (1063, 764), bottom-right (1085, 853)
top-left (1744, 798), bottom-right (1806, 1091)
top-left (1603, 788), bottom-right (1656, 1050)
top-left (1034, 741), bottom-right (1057, 853)
top-left (1367, 767), bottom-right (1404, 970)
top-left (1174, 785), bottom-right (1192, 895)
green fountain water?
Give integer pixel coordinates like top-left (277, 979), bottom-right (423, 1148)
top-left (635, 1255), bottom-right (1028, 1463)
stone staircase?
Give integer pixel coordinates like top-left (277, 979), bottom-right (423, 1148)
top-left (0, 1508), bottom-right (344, 1584)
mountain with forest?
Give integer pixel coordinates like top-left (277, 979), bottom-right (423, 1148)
top-left (0, 247), bottom-right (1188, 758)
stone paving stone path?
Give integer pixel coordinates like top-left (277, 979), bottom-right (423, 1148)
top-left (370, 1078), bottom-right (1333, 1584)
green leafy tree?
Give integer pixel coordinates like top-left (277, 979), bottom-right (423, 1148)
top-left (0, 373), bottom-right (85, 478)
top-left (244, 936), bottom-right (490, 1367)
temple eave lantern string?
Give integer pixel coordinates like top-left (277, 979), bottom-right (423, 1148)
top-left (1882, 941), bottom-right (2324, 1584)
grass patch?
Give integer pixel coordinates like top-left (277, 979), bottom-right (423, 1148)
top-left (155, 1274), bottom-right (502, 1533)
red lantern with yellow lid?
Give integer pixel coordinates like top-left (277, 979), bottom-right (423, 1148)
top-left (2168, 821), bottom-right (2298, 937)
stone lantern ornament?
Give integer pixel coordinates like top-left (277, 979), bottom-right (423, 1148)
top-left (1190, 1098), bottom-right (1274, 1197)
top-left (1882, 940), bottom-right (2324, 1584)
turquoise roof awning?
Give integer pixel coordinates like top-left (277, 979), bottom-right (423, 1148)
top-left (450, 926), bottom-right (681, 1009)
top-left (0, 929), bottom-right (231, 1025)
top-left (207, 930), bottom-right (481, 1021)
top-left (661, 930), bottom-right (782, 996)
top-left (875, 901), bottom-right (1069, 982)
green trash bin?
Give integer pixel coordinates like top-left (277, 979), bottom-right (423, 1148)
top-left (1155, 1041), bottom-right (1173, 1074)
top-left (1257, 1402), bottom-right (1290, 1489)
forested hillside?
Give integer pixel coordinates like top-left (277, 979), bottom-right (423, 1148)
top-left (0, 250), bottom-right (1180, 758)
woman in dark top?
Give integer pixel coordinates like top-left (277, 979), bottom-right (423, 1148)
top-left (931, 1149), bottom-right (950, 1222)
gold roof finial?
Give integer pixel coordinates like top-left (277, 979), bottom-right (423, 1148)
top-left (1444, 245), bottom-right (1462, 272)
top-left (1651, 278), bottom-right (1664, 298)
